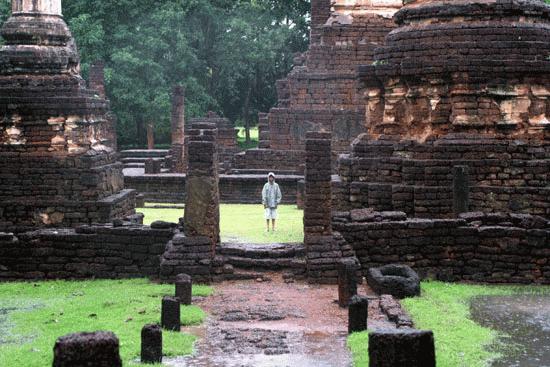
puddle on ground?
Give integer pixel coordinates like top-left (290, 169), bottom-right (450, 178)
top-left (0, 303), bottom-right (42, 345)
top-left (165, 328), bottom-right (351, 367)
top-left (470, 295), bottom-right (550, 367)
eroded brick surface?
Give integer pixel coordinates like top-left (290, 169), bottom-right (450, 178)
top-left (0, 3), bottom-right (134, 230)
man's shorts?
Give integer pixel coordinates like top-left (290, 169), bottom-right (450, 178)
top-left (265, 208), bottom-right (278, 220)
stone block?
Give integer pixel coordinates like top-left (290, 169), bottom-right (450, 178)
top-left (348, 295), bottom-right (368, 334)
top-left (368, 329), bottom-right (436, 367)
top-left (175, 273), bottom-right (192, 305)
top-left (367, 264), bottom-right (420, 299)
top-left (53, 331), bottom-right (122, 367)
top-left (338, 259), bottom-right (358, 307)
top-left (141, 324), bottom-right (162, 364)
top-left (161, 296), bottom-right (180, 331)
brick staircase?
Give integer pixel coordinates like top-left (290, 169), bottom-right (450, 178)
top-left (214, 242), bottom-right (306, 281)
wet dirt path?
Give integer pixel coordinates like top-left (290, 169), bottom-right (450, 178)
top-left (166, 274), bottom-right (394, 367)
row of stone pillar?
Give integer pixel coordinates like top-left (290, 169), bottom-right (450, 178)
top-left (339, 262), bottom-right (436, 367)
top-left (52, 274), bottom-right (193, 365)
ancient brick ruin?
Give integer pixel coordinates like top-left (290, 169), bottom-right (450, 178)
top-left (183, 123), bottom-right (220, 248)
top-left (122, 0), bottom-right (402, 203)
top-left (187, 112), bottom-right (239, 173)
top-left (1, 2), bottom-right (549, 365)
top-left (0, 0), bottom-right (549, 289)
top-left (334, 210), bottom-right (550, 284)
top-left (0, 0), bottom-right (134, 230)
top-left (329, 0), bottom-right (550, 284)
top-left (362, 0), bottom-right (550, 139)
top-left (304, 132), bottom-right (358, 283)
top-left (336, 0), bottom-right (550, 218)
top-left (238, 0), bottom-right (402, 172)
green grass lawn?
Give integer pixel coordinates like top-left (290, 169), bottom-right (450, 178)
top-left (237, 126), bottom-right (259, 149)
top-left (348, 282), bottom-right (550, 367)
top-left (139, 204), bottom-right (304, 244)
top-left (0, 279), bottom-right (213, 366)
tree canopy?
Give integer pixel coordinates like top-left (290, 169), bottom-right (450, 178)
top-left (0, 0), bottom-right (310, 147)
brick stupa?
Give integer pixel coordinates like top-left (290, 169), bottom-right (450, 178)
top-left (237, 0), bottom-right (402, 173)
top-left (336, 0), bottom-right (550, 218)
top-left (361, 0), bottom-right (550, 139)
top-left (0, 0), bottom-right (134, 230)
top-left (268, 0), bottom-right (402, 153)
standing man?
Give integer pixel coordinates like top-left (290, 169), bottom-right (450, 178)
top-left (262, 172), bottom-right (282, 232)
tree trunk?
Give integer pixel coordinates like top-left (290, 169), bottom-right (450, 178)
top-left (136, 116), bottom-right (145, 148)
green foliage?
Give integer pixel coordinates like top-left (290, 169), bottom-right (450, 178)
top-left (237, 126), bottom-right (259, 149)
top-left (0, 1), bottom-right (309, 146)
top-left (139, 204), bottom-right (304, 243)
top-left (0, 279), bottom-right (214, 366)
top-left (0, 0), bottom-right (9, 44)
top-left (348, 282), bottom-right (550, 367)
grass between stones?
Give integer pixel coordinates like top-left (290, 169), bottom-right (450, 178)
top-left (348, 281), bottom-right (550, 367)
top-left (139, 204), bottom-right (304, 244)
top-left (0, 279), bottom-right (213, 366)
top-left (237, 126), bottom-right (259, 149)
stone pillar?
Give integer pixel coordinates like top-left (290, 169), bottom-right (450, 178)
top-left (171, 85), bottom-right (186, 173)
top-left (453, 165), bottom-right (470, 215)
top-left (147, 123), bottom-right (155, 150)
top-left (305, 131), bottom-right (332, 238)
top-left (53, 332), bottom-right (122, 367)
top-left (175, 273), bottom-right (192, 305)
top-left (12, 0), bottom-right (62, 15)
top-left (161, 296), bottom-right (180, 331)
top-left (338, 259), bottom-right (358, 307)
top-left (141, 324), bottom-right (162, 364)
top-left (348, 295), bottom-right (368, 334)
top-left (368, 330), bottom-right (436, 367)
top-left (184, 122), bottom-right (220, 250)
top-left (305, 131), bottom-right (342, 284)
top-left (89, 61), bottom-right (106, 98)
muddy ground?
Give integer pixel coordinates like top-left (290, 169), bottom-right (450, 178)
top-left (166, 274), bottom-right (395, 367)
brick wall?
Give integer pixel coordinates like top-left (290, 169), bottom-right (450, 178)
top-left (233, 148), bottom-right (305, 175)
top-left (335, 134), bottom-right (550, 218)
top-left (124, 173), bottom-right (300, 204)
top-left (0, 225), bottom-right (174, 280)
top-left (334, 210), bottom-right (550, 284)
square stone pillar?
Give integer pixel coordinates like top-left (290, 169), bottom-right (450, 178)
top-left (305, 131), bottom-right (343, 284)
top-left (170, 86), bottom-right (186, 173)
top-left (305, 131), bottom-right (332, 238)
top-left (184, 123), bottom-right (220, 251)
